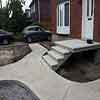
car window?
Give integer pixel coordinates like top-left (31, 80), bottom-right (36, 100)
top-left (0, 30), bottom-right (6, 34)
top-left (35, 27), bottom-right (40, 31)
top-left (28, 27), bottom-right (36, 31)
top-left (34, 27), bottom-right (44, 32)
top-left (38, 27), bottom-right (45, 32)
top-left (28, 27), bottom-right (43, 32)
top-left (27, 27), bottom-right (38, 31)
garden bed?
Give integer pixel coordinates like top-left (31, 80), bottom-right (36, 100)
top-left (57, 53), bottom-right (100, 83)
top-left (0, 42), bottom-right (32, 66)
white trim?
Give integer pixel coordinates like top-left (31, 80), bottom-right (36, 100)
top-left (82, 0), bottom-right (95, 40)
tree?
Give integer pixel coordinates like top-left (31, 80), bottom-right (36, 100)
top-left (0, 7), bottom-right (9, 29)
top-left (0, 0), bottom-right (26, 32)
top-left (0, 0), bottom-right (28, 33)
top-left (0, 0), bottom-right (2, 8)
top-left (5, 0), bottom-right (27, 32)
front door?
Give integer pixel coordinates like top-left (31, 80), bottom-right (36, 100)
top-left (57, 0), bottom-right (70, 35)
top-left (82, 0), bottom-right (94, 40)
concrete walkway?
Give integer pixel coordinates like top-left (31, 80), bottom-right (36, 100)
top-left (0, 43), bottom-right (100, 100)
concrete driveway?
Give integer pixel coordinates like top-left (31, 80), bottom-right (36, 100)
top-left (0, 43), bottom-right (100, 100)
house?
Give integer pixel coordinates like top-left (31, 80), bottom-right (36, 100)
top-left (29, 0), bottom-right (51, 29)
top-left (25, 9), bottom-right (31, 18)
top-left (51, 0), bottom-right (100, 41)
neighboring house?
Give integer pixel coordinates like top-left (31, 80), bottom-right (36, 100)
top-left (51, 0), bottom-right (100, 41)
top-left (29, 0), bottom-right (51, 30)
top-left (25, 9), bottom-right (31, 18)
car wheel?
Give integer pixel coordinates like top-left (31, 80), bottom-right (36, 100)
top-left (27, 37), bottom-right (32, 43)
top-left (3, 39), bottom-right (9, 45)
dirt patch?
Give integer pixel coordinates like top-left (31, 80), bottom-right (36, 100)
top-left (40, 41), bottom-right (54, 50)
top-left (39, 34), bottom-right (70, 50)
top-left (57, 53), bottom-right (100, 83)
top-left (0, 42), bottom-right (32, 66)
top-left (0, 80), bottom-right (40, 100)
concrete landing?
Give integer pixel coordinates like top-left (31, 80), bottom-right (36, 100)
top-left (55, 39), bottom-right (100, 52)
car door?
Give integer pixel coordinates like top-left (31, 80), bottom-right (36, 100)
top-left (28, 27), bottom-right (39, 41)
top-left (38, 27), bottom-right (48, 40)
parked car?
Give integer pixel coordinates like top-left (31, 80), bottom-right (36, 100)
top-left (0, 29), bottom-right (14, 45)
top-left (22, 26), bottom-right (52, 43)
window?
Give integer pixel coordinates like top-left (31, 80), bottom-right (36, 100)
top-left (57, 0), bottom-right (70, 27)
top-left (35, 27), bottom-right (42, 32)
top-left (28, 28), bottom-right (35, 31)
top-left (87, 0), bottom-right (90, 17)
top-left (87, 0), bottom-right (94, 17)
top-left (28, 27), bottom-right (43, 32)
top-left (57, 4), bottom-right (64, 27)
top-left (91, 0), bottom-right (94, 16)
top-left (0, 30), bottom-right (6, 34)
top-left (60, 9), bottom-right (63, 26)
top-left (64, 3), bottom-right (69, 26)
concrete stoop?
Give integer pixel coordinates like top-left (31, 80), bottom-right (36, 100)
top-left (42, 41), bottom-right (72, 71)
top-left (42, 39), bottom-right (100, 71)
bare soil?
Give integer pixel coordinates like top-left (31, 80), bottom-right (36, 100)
top-left (57, 53), bottom-right (100, 83)
top-left (0, 42), bottom-right (31, 66)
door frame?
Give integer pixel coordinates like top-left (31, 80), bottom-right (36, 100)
top-left (82, 0), bottom-right (95, 40)
top-left (57, 0), bottom-right (70, 35)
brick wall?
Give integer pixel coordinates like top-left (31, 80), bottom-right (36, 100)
top-left (40, 17), bottom-right (51, 30)
top-left (50, 0), bottom-right (57, 32)
top-left (40, 0), bottom-right (51, 19)
top-left (94, 0), bottom-right (100, 41)
top-left (40, 0), bottom-right (51, 29)
top-left (70, 0), bottom-right (82, 39)
top-left (30, 0), bottom-right (51, 29)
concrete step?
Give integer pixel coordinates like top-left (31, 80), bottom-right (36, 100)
top-left (41, 58), bottom-right (49, 67)
top-left (43, 55), bottom-right (58, 68)
top-left (51, 46), bottom-right (71, 55)
top-left (48, 50), bottom-right (64, 61)
top-left (54, 41), bottom-right (73, 51)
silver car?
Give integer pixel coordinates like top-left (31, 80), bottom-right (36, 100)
top-left (22, 26), bottom-right (52, 43)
